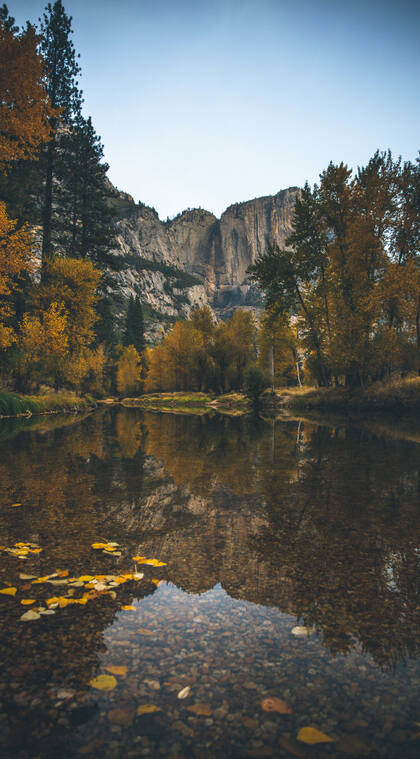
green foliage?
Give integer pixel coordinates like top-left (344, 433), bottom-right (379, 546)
top-left (123, 295), bottom-right (145, 355)
top-left (244, 365), bottom-right (270, 406)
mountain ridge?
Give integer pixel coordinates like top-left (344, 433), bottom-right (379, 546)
top-left (111, 185), bottom-right (300, 338)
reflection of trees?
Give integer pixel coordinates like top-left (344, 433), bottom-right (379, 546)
top-left (254, 424), bottom-right (420, 667)
top-left (1, 407), bottom-right (419, 675)
top-left (143, 412), bottom-right (268, 496)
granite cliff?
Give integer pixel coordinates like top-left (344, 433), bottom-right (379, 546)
top-left (111, 186), bottom-right (299, 337)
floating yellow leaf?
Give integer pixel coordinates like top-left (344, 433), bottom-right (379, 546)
top-left (78, 575), bottom-right (95, 582)
top-left (90, 674), bottom-right (117, 691)
top-left (20, 610), bottom-right (41, 621)
top-left (10, 503), bottom-right (22, 508)
top-left (152, 579), bottom-right (164, 587)
top-left (0, 587), bottom-right (17, 596)
top-left (91, 543), bottom-right (108, 549)
top-left (297, 727), bottom-right (334, 745)
top-left (56, 570), bottom-right (69, 578)
top-left (121, 605), bottom-right (136, 611)
top-left (132, 556), bottom-right (147, 562)
top-left (20, 599), bottom-right (36, 605)
top-left (28, 548), bottom-right (42, 554)
top-left (136, 704), bottom-right (161, 716)
top-left (105, 666), bottom-right (127, 676)
top-left (32, 576), bottom-right (50, 584)
top-left (19, 573), bottom-right (37, 580)
top-left (141, 559), bottom-right (167, 566)
top-left (103, 546), bottom-right (116, 552)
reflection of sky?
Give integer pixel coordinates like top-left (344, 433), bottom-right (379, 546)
top-left (12, 0), bottom-right (420, 219)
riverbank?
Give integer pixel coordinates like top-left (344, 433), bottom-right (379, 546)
top-left (0, 391), bottom-right (95, 418)
top-left (121, 391), bottom-right (250, 416)
top-left (280, 377), bottom-right (420, 413)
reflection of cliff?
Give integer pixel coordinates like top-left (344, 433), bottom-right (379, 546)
top-left (1, 408), bottom-right (419, 669)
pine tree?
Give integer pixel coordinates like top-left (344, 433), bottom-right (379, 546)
top-left (123, 296), bottom-right (145, 355)
top-left (39, 0), bottom-right (82, 266)
top-left (55, 115), bottom-right (118, 266)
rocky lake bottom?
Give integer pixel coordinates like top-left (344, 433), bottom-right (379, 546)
top-left (0, 408), bottom-right (419, 758)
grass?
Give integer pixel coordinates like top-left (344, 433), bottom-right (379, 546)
top-left (0, 391), bottom-right (93, 418)
top-left (281, 376), bottom-right (420, 413)
top-left (122, 391), bottom-right (251, 416)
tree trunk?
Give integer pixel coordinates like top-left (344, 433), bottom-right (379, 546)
top-left (41, 135), bottom-right (55, 277)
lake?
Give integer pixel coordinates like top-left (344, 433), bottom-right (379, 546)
top-left (0, 408), bottom-right (419, 758)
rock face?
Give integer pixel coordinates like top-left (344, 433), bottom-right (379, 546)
top-left (112, 186), bottom-right (299, 334)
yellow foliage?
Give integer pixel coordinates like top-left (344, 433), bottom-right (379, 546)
top-left (0, 202), bottom-right (34, 348)
top-left (117, 345), bottom-right (142, 396)
top-left (0, 22), bottom-right (57, 171)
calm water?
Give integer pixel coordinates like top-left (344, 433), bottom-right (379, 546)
top-left (0, 408), bottom-right (419, 759)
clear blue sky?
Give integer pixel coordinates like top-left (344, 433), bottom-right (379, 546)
top-left (12, 0), bottom-right (420, 219)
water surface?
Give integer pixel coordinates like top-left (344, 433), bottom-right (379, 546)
top-left (0, 409), bottom-right (419, 758)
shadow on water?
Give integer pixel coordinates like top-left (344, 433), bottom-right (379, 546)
top-left (0, 407), bottom-right (419, 757)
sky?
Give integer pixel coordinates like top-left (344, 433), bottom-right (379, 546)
top-left (11, 0), bottom-right (420, 220)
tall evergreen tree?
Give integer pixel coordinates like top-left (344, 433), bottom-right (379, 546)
top-left (55, 115), bottom-right (118, 266)
top-left (39, 0), bottom-right (82, 266)
top-left (123, 295), bottom-right (145, 355)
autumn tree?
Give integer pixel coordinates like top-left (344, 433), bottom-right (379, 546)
top-left (117, 345), bottom-right (142, 396)
top-left (0, 202), bottom-right (34, 353)
top-left (249, 151), bottom-right (420, 387)
top-left (0, 9), bottom-right (56, 172)
top-left (19, 256), bottom-right (101, 388)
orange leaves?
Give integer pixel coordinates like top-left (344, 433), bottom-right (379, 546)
top-left (105, 666), bottom-right (127, 677)
top-left (0, 22), bottom-right (57, 171)
top-left (0, 587), bottom-right (17, 596)
top-left (297, 727), bottom-right (334, 745)
top-left (0, 203), bottom-right (34, 349)
top-left (261, 697), bottom-right (292, 714)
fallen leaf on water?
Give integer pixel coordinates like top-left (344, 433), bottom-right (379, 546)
top-left (28, 548), bottom-right (42, 554)
top-left (10, 503), bottom-right (22, 508)
top-left (141, 559), bottom-right (166, 566)
top-left (92, 542), bottom-right (108, 549)
top-left (133, 573), bottom-right (144, 580)
top-left (107, 542), bottom-right (119, 547)
top-left (108, 707), bottom-right (134, 726)
top-left (177, 686), bottom-right (191, 699)
top-left (56, 570), bottom-right (69, 578)
top-left (137, 627), bottom-right (154, 635)
top-left (261, 697), bottom-right (292, 714)
top-left (20, 599), bottom-right (36, 605)
top-left (78, 575), bottom-right (95, 582)
top-left (39, 609), bottom-right (55, 615)
top-left (19, 574), bottom-right (37, 580)
top-left (136, 704), bottom-right (161, 716)
top-left (297, 727), bottom-right (334, 745)
top-left (89, 674), bottom-right (117, 691)
top-left (105, 666), bottom-right (127, 677)
top-left (121, 605), bottom-right (136, 611)
top-left (292, 626), bottom-right (313, 637)
top-left (187, 703), bottom-right (211, 716)
top-left (0, 587), bottom-right (17, 596)
top-left (152, 579), bottom-right (164, 587)
top-left (20, 610), bottom-right (41, 621)
top-left (132, 556), bottom-right (147, 562)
